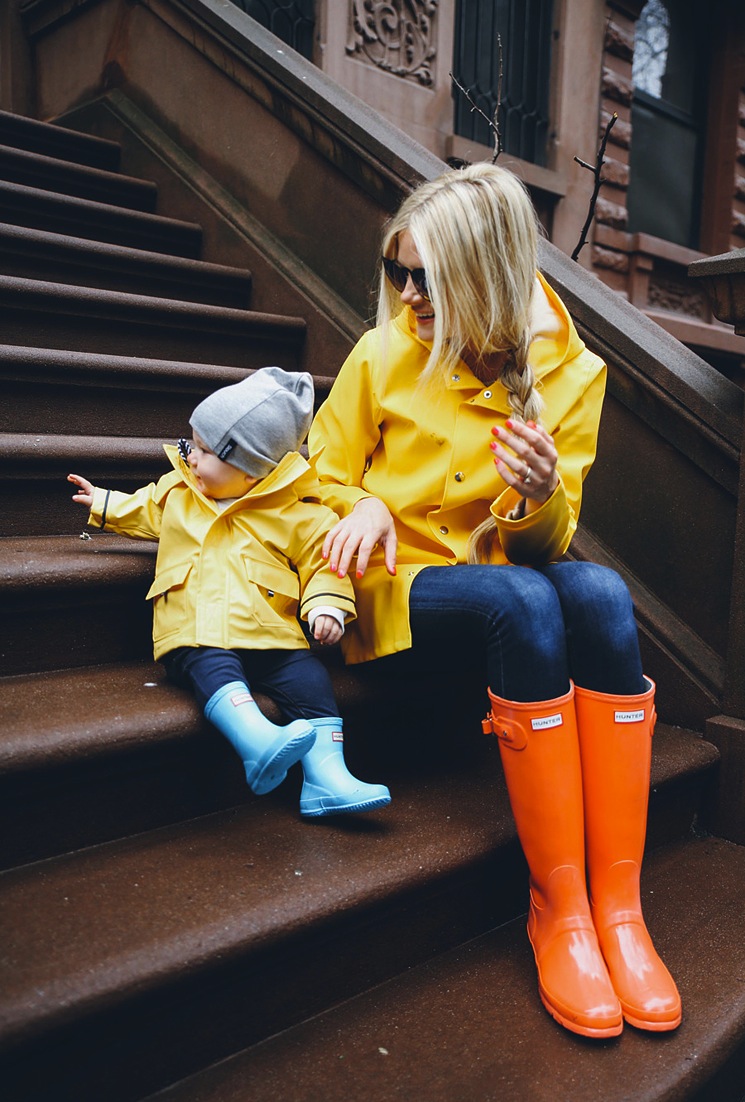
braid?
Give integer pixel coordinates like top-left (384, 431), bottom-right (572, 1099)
top-left (501, 334), bottom-right (544, 423)
top-left (467, 335), bottom-right (544, 565)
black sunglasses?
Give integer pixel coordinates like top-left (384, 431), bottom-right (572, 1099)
top-left (382, 256), bottom-right (430, 300)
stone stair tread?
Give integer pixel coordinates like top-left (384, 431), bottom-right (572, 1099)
top-left (0, 179), bottom-right (202, 256)
top-left (0, 344), bottom-right (254, 383)
top-left (0, 532), bottom-right (157, 592)
top-left (144, 835), bottom-right (745, 1102)
top-left (0, 278), bottom-right (306, 366)
top-left (0, 759), bottom-right (514, 1054)
top-left (0, 142), bottom-right (157, 210)
top-left (0, 223), bottom-right (253, 302)
top-left (5, 432), bottom-right (170, 463)
top-left (0, 346), bottom-right (336, 403)
top-left (0, 109), bottom-right (121, 170)
top-left (0, 658), bottom-right (717, 783)
top-left (0, 274), bottom-right (306, 330)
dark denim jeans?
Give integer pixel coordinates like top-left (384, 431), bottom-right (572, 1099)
top-left (408, 561), bottom-right (645, 702)
top-left (162, 645), bottom-right (339, 719)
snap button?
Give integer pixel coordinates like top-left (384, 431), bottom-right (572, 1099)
top-left (483, 390), bottom-right (492, 399)
top-left (439, 525), bottom-right (449, 534)
top-left (452, 373), bottom-right (460, 381)
top-left (455, 472), bottom-right (465, 482)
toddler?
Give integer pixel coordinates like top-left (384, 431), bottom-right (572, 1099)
top-left (68, 366), bottom-right (390, 817)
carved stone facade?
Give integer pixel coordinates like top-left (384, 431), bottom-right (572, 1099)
top-left (346, 0), bottom-right (438, 87)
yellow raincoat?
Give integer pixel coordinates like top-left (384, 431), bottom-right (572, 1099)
top-left (309, 273), bottom-right (605, 664)
top-left (88, 446), bottom-right (356, 659)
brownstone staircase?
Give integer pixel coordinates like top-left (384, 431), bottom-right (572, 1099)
top-left (2, 109), bottom-right (745, 1102)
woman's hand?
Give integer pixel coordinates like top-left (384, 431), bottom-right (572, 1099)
top-left (312, 614), bottom-right (343, 646)
top-left (322, 497), bottom-right (398, 579)
top-left (489, 420), bottom-right (559, 510)
top-left (67, 473), bottom-right (95, 509)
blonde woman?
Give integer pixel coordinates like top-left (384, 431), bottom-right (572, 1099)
top-left (309, 163), bottom-right (681, 1038)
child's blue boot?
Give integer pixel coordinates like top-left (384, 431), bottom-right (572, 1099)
top-left (299, 717), bottom-right (391, 817)
top-left (204, 681), bottom-right (315, 795)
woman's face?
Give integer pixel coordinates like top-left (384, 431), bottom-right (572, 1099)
top-left (396, 230), bottom-right (435, 343)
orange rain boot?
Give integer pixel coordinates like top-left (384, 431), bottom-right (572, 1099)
top-left (484, 685), bottom-right (622, 1039)
top-left (575, 679), bottom-right (682, 1031)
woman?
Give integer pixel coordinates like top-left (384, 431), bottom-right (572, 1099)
top-left (308, 163), bottom-right (681, 1038)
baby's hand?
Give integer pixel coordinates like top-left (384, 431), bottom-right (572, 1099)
top-left (67, 473), bottom-right (95, 509)
top-left (313, 614), bottom-right (343, 646)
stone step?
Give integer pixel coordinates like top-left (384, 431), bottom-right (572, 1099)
top-left (0, 275), bottom-right (306, 365)
top-left (0, 751), bottom-right (723, 1102)
top-left (1, 350), bottom-right (334, 439)
top-left (0, 533), bottom-right (156, 675)
top-left (0, 143), bottom-right (157, 210)
top-left (0, 224), bottom-right (253, 306)
top-left (0, 180), bottom-right (202, 256)
top-left (2, 363), bottom-right (334, 538)
top-left (143, 836), bottom-right (745, 1102)
top-left (0, 108), bottom-right (121, 171)
top-left (0, 656), bottom-right (716, 871)
top-left (4, 434), bottom-right (174, 537)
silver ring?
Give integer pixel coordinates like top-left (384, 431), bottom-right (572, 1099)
top-left (523, 465), bottom-right (533, 484)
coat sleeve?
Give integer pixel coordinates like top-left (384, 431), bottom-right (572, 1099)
top-left (308, 336), bottom-right (382, 519)
top-left (88, 471), bottom-right (181, 541)
top-left (292, 508), bottom-right (357, 625)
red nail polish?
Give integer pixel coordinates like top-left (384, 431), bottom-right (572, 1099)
top-left (356, 570), bottom-right (363, 579)
top-left (490, 441), bottom-right (497, 451)
top-left (505, 419), bottom-right (514, 429)
top-left (527, 420), bottom-right (536, 429)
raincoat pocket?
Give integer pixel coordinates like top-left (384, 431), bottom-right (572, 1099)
top-left (147, 560), bottom-right (193, 642)
top-left (245, 559), bottom-right (300, 629)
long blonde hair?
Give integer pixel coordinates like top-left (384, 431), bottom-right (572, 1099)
top-left (378, 164), bottom-right (544, 562)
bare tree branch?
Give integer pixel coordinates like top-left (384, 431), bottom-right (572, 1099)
top-left (571, 113), bottom-right (618, 262)
top-left (449, 34), bottom-right (503, 166)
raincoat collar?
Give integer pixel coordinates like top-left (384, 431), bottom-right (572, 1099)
top-left (163, 444), bottom-right (311, 513)
top-left (392, 271), bottom-right (578, 391)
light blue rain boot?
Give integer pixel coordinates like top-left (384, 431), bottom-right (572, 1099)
top-left (299, 717), bottom-right (391, 817)
top-left (204, 681), bottom-right (316, 795)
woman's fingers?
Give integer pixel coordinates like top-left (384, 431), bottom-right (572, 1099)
top-left (490, 421), bottom-right (558, 503)
top-left (323, 498), bottom-right (398, 579)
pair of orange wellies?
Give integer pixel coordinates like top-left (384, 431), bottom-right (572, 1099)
top-left (483, 677), bottom-right (681, 1038)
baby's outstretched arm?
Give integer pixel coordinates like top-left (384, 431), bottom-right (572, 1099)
top-left (68, 473), bottom-right (95, 509)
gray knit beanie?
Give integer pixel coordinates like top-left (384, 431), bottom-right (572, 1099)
top-left (189, 367), bottom-right (314, 479)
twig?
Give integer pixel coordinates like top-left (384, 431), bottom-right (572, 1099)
top-left (449, 33), bottom-right (503, 165)
top-left (571, 113), bottom-right (617, 261)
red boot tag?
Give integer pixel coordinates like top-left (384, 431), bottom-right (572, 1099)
top-left (230, 692), bottom-right (254, 706)
top-left (332, 730), bottom-right (344, 742)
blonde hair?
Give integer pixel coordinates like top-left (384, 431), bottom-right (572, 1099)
top-left (377, 163), bottom-right (544, 563)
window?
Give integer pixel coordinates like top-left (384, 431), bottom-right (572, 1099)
top-left (627, 0), bottom-right (708, 248)
top-left (232, 0), bottom-right (315, 60)
top-left (452, 0), bottom-right (554, 166)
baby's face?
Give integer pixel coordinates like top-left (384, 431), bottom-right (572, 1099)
top-left (188, 433), bottom-right (257, 499)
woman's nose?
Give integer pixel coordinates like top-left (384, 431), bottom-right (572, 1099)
top-left (401, 275), bottom-right (422, 304)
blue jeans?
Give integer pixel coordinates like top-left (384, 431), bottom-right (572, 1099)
top-left (407, 561), bottom-right (645, 702)
top-left (162, 646), bottom-right (339, 719)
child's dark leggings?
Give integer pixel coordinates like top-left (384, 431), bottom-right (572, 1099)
top-left (161, 646), bottom-right (338, 719)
